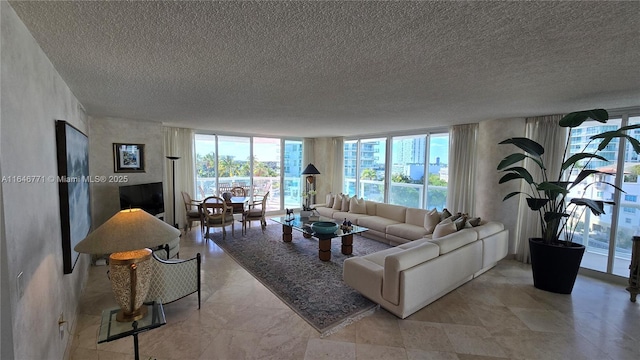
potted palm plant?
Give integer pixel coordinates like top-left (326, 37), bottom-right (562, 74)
top-left (497, 109), bottom-right (640, 294)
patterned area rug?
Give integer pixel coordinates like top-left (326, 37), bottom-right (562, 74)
top-left (212, 220), bottom-right (391, 335)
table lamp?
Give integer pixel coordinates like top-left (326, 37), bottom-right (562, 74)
top-left (75, 208), bottom-right (180, 321)
top-left (301, 163), bottom-right (321, 185)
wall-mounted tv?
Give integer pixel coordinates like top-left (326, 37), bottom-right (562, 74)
top-left (119, 182), bottom-right (164, 216)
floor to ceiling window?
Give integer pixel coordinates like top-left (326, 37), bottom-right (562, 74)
top-left (359, 138), bottom-right (386, 202)
top-left (566, 111), bottom-right (640, 276)
top-left (345, 132), bottom-right (448, 208)
top-left (427, 133), bottom-right (449, 211)
top-left (389, 135), bottom-right (426, 208)
top-left (194, 134), bottom-right (302, 212)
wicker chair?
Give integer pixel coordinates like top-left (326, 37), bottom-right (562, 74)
top-left (145, 252), bottom-right (201, 308)
top-left (202, 195), bottom-right (235, 239)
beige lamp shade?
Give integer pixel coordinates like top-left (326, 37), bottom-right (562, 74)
top-left (74, 208), bottom-right (181, 254)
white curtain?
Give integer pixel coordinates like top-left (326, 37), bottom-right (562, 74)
top-left (447, 124), bottom-right (478, 214)
top-left (515, 115), bottom-right (567, 263)
top-left (332, 137), bottom-right (344, 194)
top-left (163, 127), bottom-right (195, 230)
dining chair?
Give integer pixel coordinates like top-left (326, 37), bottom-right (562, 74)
top-left (181, 191), bottom-right (203, 233)
top-left (201, 195), bottom-right (235, 240)
top-left (241, 191), bottom-right (269, 235)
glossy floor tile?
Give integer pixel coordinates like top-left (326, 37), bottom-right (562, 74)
top-left (70, 226), bottom-right (640, 359)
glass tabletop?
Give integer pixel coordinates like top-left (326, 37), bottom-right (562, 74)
top-left (98, 301), bottom-right (166, 343)
top-left (271, 215), bottom-right (367, 238)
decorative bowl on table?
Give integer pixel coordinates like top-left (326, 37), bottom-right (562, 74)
top-left (310, 221), bottom-right (339, 235)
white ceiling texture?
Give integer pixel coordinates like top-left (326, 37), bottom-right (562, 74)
top-left (8, 1), bottom-right (640, 137)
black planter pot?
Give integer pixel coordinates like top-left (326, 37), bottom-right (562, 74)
top-left (529, 238), bottom-right (585, 294)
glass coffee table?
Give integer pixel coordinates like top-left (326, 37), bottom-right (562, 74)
top-left (271, 215), bottom-right (368, 261)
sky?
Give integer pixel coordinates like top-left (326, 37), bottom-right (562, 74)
top-left (195, 134), bottom-right (449, 164)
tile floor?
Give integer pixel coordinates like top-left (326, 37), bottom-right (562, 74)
top-left (69, 225), bottom-right (640, 359)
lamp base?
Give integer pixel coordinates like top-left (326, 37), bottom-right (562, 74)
top-left (115, 305), bottom-right (148, 322)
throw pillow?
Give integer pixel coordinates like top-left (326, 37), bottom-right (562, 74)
top-left (341, 195), bottom-right (351, 212)
top-left (454, 215), bottom-right (468, 231)
top-left (423, 208), bottom-right (440, 234)
top-left (326, 193), bottom-right (334, 208)
top-left (467, 217), bottom-right (482, 227)
top-left (332, 193), bottom-right (343, 210)
top-left (440, 208), bottom-right (452, 221)
top-left (432, 219), bottom-right (458, 239)
top-left (349, 197), bottom-right (367, 214)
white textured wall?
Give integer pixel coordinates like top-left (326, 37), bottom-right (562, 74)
top-left (476, 117), bottom-right (526, 254)
top-left (89, 116), bottom-right (164, 228)
top-left (1, 3), bottom-right (89, 358)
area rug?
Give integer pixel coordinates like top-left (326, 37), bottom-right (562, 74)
top-left (212, 221), bottom-right (391, 335)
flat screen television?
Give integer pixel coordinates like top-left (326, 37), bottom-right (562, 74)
top-left (119, 182), bottom-right (164, 216)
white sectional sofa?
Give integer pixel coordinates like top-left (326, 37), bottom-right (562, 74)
top-left (314, 194), bottom-right (509, 318)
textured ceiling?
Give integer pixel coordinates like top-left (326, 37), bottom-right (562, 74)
top-left (8, 1), bottom-right (640, 137)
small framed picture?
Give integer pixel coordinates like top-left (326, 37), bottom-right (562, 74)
top-left (113, 143), bottom-right (145, 173)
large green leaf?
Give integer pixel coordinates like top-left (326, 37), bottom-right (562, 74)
top-left (559, 109), bottom-right (608, 128)
top-left (499, 138), bottom-right (544, 157)
top-left (497, 153), bottom-right (527, 170)
top-left (526, 198), bottom-right (549, 211)
top-left (570, 198), bottom-right (609, 215)
top-left (501, 166), bottom-right (534, 184)
top-left (503, 191), bottom-right (523, 201)
top-left (537, 181), bottom-right (569, 196)
top-left (562, 153), bottom-right (608, 170)
top-left (499, 172), bottom-right (526, 184)
top-left (543, 211), bottom-right (569, 223)
top-left (571, 170), bottom-right (601, 187)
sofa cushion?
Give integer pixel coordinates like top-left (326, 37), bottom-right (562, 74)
top-left (332, 211), bottom-right (370, 224)
top-left (314, 206), bottom-right (336, 218)
top-left (440, 208), bottom-right (452, 221)
top-left (341, 195), bottom-right (351, 212)
top-left (432, 219), bottom-right (457, 238)
top-left (361, 247), bottom-right (405, 267)
top-left (423, 208), bottom-right (440, 234)
top-left (375, 203), bottom-right (407, 223)
top-left (364, 200), bottom-right (378, 215)
top-left (349, 197), bottom-right (367, 214)
top-left (357, 216), bottom-right (401, 233)
top-left (454, 215), bottom-right (468, 231)
top-left (405, 208), bottom-right (428, 227)
top-left (386, 223), bottom-right (429, 242)
top-left (472, 221), bottom-right (504, 238)
top-left (467, 217), bottom-right (482, 227)
top-left (383, 242), bottom-right (440, 305)
top-left (326, 193), bottom-right (335, 208)
top-left (428, 228), bottom-right (478, 255)
top-left (332, 194), bottom-right (343, 210)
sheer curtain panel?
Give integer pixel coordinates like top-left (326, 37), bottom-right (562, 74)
top-left (163, 127), bottom-right (196, 230)
top-left (514, 115), bottom-right (567, 263)
top-left (447, 124), bottom-right (478, 214)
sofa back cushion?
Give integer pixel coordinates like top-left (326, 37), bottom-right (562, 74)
top-left (375, 203), bottom-right (407, 223)
top-left (364, 200), bottom-right (377, 216)
top-left (432, 219), bottom-right (458, 238)
top-left (332, 194), bottom-right (343, 210)
top-left (341, 195), bottom-right (351, 211)
top-left (349, 197), bottom-right (367, 214)
top-left (428, 228), bottom-right (478, 255)
top-left (405, 208), bottom-right (428, 227)
top-left (325, 193), bottom-right (335, 208)
top-left (423, 208), bottom-right (440, 234)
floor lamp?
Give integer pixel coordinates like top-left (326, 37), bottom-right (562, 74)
top-left (166, 156), bottom-right (180, 228)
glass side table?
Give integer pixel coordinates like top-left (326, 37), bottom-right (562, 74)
top-left (98, 300), bottom-right (166, 360)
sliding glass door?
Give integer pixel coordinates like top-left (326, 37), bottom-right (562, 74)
top-left (194, 134), bottom-right (302, 212)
